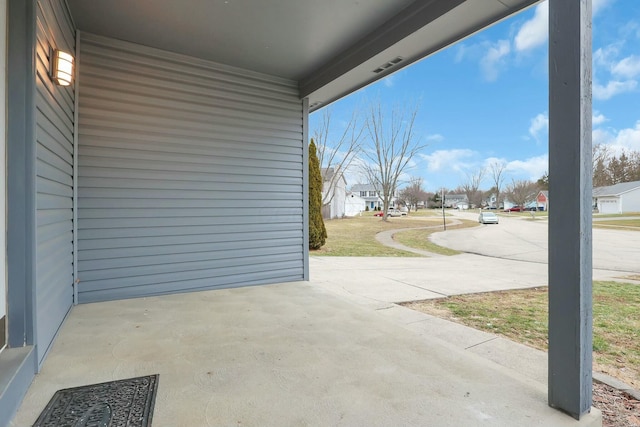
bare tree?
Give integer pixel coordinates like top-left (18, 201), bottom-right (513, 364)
top-left (461, 168), bottom-right (486, 208)
top-left (505, 179), bottom-right (539, 208)
top-left (592, 143), bottom-right (612, 187)
top-left (398, 177), bottom-right (428, 211)
top-left (313, 108), bottom-right (364, 208)
top-left (488, 160), bottom-right (507, 209)
top-left (361, 102), bottom-right (426, 220)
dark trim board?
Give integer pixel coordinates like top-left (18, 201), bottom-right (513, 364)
top-left (0, 316), bottom-right (6, 350)
top-left (1, 0), bottom-right (39, 426)
top-left (0, 347), bottom-right (36, 427)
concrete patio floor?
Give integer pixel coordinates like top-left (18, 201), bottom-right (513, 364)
top-left (10, 280), bottom-right (601, 426)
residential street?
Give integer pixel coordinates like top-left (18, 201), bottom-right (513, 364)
top-left (431, 210), bottom-right (640, 274)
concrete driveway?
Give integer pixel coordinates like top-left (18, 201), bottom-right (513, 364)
top-left (430, 211), bottom-right (640, 274)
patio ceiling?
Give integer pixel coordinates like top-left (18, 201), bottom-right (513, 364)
top-left (67, 0), bottom-right (539, 109)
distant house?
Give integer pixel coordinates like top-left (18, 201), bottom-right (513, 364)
top-left (351, 184), bottom-right (383, 210)
top-left (536, 191), bottom-right (549, 211)
top-left (344, 192), bottom-right (366, 217)
top-left (593, 180), bottom-right (640, 214)
top-left (483, 193), bottom-right (498, 209)
top-left (444, 194), bottom-right (468, 209)
top-left (321, 168), bottom-right (347, 219)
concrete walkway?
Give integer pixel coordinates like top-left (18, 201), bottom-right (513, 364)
top-left (9, 280), bottom-right (602, 427)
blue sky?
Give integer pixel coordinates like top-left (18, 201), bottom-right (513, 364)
top-left (309, 0), bottom-right (640, 192)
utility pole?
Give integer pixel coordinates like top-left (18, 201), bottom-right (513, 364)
top-left (441, 189), bottom-right (446, 231)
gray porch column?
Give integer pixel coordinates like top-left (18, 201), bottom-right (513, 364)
top-left (548, 0), bottom-right (593, 419)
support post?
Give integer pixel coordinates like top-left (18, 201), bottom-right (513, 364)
top-left (548, 0), bottom-right (593, 419)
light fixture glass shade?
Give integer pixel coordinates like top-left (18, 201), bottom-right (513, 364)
top-left (52, 50), bottom-right (74, 86)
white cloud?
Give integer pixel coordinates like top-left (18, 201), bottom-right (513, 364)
top-left (505, 154), bottom-right (549, 181)
top-left (480, 40), bottom-right (511, 81)
top-left (514, 2), bottom-right (548, 52)
top-left (420, 149), bottom-right (475, 173)
top-left (593, 0), bottom-right (614, 16)
top-left (593, 121), bottom-right (640, 154)
top-left (611, 55), bottom-right (640, 79)
top-left (594, 45), bottom-right (621, 68)
top-left (383, 75), bottom-right (396, 88)
top-left (529, 113), bottom-right (549, 143)
top-left (593, 80), bottom-right (638, 100)
top-left (592, 112), bottom-right (608, 126)
top-left (426, 134), bottom-right (444, 142)
top-left (514, 0), bottom-right (611, 53)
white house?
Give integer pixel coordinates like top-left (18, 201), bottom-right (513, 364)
top-left (593, 181), bottom-right (640, 214)
top-left (351, 184), bottom-right (383, 210)
top-left (344, 192), bottom-right (366, 217)
top-left (444, 194), bottom-right (468, 209)
top-left (321, 168), bottom-right (347, 219)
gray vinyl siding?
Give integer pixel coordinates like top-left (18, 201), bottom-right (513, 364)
top-left (34, 0), bottom-right (75, 365)
top-left (76, 33), bottom-right (304, 303)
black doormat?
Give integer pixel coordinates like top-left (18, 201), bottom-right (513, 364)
top-left (33, 374), bottom-right (159, 427)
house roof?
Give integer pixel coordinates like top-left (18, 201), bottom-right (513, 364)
top-left (321, 167), bottom-right (346, 185)
top-left (66, 0), bottom-right (538, 111)
top-left (445, 194), bottom-right (468, 200)
top-left (351, 184), bottom-right (379, 192)
top-left (593, 180), bottom-right (640, 197)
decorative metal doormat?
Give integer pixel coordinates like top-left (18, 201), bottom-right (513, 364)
top-left (33, 374), bottom-right (159, 427)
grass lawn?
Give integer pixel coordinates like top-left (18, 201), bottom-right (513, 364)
top-left (594, 212), bottom-right (640, 218)
top-left (402, 281), bottom-right (640, 388)
top-left (498, 210), bottom-right (549, 218)
top-left (313, 215), bottom-right (455, 256)
top-left (393, 220), bottom-right (480, 256)
top-left (594, 219), bottom-right (640, 231)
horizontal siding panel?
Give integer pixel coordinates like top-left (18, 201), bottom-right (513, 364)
top-left (81, 260), bottom-right (303, 292)
top-left (78, 114), bottom-right (301, 144)
top-left (37, 221), bottom-right (73, 245)
top-left (36, 110), bottom-right (74, 158)
top-left (78, 33), bottom-right (305, 302)
top-left (78, 238), bottom-right (304, 262)
top-left (37, 193), bottom-right (73, 210)
top-left (37, 158), bottom-right (73, 186)
top-left (81, 253), bottom-right (302, 282)
top-left (38, 209), bottom-right (73, 226)
top-left (79, 271), bottom-right (304, 304)
top-left (80, 86), bottom-right (303, 127)
top-left (37, 176), bottom-right (73, 198)
top-left (79, 187), bottom-right (301, 200)
top-left (80, 126), bottom-right (303, 152)
top-left (79, 41), bottom-right (299, 99)
top-left (78, 229), bottom-right (302, 251)
top-left (78, 137), bottom-right (302, 163)
top-left (78, 197), bottom-right (300, 211)
top-left (80, 174), bottom-right (301, 188)
top-left (79, 245), bottom-right (302, 271)
top-left (78, 145), bottom-right (301, 169)
top-left (79, 155), bottom-right (301, 175)
top-left (78, 212), bottom-right (302, 228)
top-left (80, 222), bottom-right (301, 240)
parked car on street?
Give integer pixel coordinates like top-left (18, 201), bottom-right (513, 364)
top-left (505, 206), bottom-right (524, 212)
top-left (373, 211), bottom-right (384, 217)
top-left (479, 211), bottom-right (499, 224)
top-left (387, 209), bottom-right (403, 217)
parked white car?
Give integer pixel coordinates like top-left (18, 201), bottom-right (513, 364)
top-left (478, 211), bottom-right (499, 224)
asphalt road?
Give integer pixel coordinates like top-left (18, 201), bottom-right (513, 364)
top-left (430, 210), bottom-right (640, 274)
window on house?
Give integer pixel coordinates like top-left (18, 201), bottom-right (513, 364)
top-left (369, 191), bottom-right (376, 197)
top-left (360, 191), bottom-right (367, 197)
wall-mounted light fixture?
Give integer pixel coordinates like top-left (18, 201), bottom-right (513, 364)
top-left (51, 49), bottom-right (74, 86)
